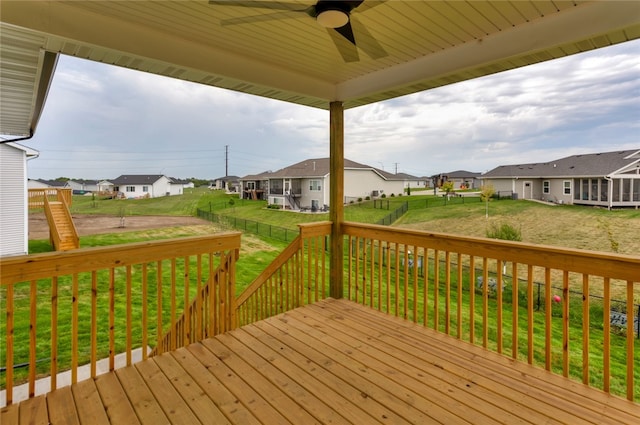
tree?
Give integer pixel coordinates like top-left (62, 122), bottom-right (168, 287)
top-left (480, 184), bottom-right (495, 218)
top-left (441, 181), bottom-right (454, 200)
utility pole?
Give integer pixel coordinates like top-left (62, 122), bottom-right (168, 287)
top-left (394, 162), bottom-right (398, 174)
top-left (225, 145), bottom-right (228, 177)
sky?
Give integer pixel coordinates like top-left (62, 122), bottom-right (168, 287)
top-left (22, 38), bottom-right (640, 181)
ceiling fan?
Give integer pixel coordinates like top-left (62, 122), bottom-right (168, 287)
top-left (208, 1), bottom-right (387, 62)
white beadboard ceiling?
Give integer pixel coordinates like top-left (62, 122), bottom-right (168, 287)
top-left (1, 0), bottom-right (639, 137)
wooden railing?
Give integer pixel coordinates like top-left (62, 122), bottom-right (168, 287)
top-left (341, 222), bottom-right (640, 401)
top-left (235, 221), bottom-right (331, 326)
top-left (0, 233), bottom-right (241, 406)
top-left (28, 188), bottom-right (72, 209)
top-left (151, 248), bottom-right (239, 356)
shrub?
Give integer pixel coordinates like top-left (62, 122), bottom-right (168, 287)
top-left (357, 197), bottom-right (363, 202)
top-left (390, 193), bottom-right (395, 197)
top-left (365, 196), bottom-right (370, 201)
top-left (381, 194), bottom-right (386, 198)
top-left (486, 222), bottom-right (522, 241)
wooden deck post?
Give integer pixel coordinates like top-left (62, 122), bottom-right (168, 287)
top-left (329, 101), bottom-right (344, 299)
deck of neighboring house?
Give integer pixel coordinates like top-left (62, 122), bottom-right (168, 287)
top-left (3, 298), bottom-right (638, 424)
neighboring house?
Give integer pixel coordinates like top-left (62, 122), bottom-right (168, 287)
top-left (111, 174), bottom-right (174, 198)
top-left (239, 158), bottom-right (405, 210)
top-left (209, 175), bottom-right (240, 192)
top-left (444, 170), bottom-right (482, 189)
top-left (67, 179), bottom-right (99, 194)
top-left (27, 178), bottom-right (69, 190)
top-left (394, 173), bottom-right (426, 190)
top-left (168, 177), bottom-right (194, 195)
top-left (97, 180), bottom-right (115, 193)
top-left (480, 149), bottom-right (640, 208)
top-left (0, 142), bottom-right (38, 257)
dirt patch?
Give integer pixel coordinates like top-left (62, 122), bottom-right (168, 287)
top-left (29, 213), bottom-right (213, 240)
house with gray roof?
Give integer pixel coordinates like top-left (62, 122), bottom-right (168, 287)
top-left (111, 174), bottom-right (175, 199)
top-left (434, 170), bottom-right (482, 190)
top-left (480, 149), bottom-right (640, 208)
top-left (239, 158), bottom-right (406, 211)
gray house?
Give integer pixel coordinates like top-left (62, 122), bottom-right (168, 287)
top-left (481, 149), bottom-right (640, 208)
top-left (240, 158), bottom-right (405, 210)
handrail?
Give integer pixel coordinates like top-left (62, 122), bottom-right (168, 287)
top-left (235, 221), bottom-right (331, 326)
top-left (0, 233), bottom-right (241, 406)
top-left (341, 221), bottom-right (640, 401)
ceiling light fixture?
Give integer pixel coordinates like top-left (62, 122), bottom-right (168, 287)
top-left (316, 9), bottom-right (349, 28)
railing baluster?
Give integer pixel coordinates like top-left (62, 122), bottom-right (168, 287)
top-left (156, 261), bottom-right (163, 356)
top-left (511, 262), bottom-right (519, 360)
top-left (527, 265), bottom-right (534, 365)
top-left (582, 274), bottom-right (590, 385)
top-left (497, 259), bottom-right (503, 354)
top-left (544, 267), bottom-right (552, 371)
top-left (468, 256), bottom-right (475, 344)
top-left (434, 250), bottom-right (441, 331)
top-left (394, 243), bottom-right (400, 317)
top-left (51, 276), bottom-right (58, 389)
top-left (183, 256), bottom-right (190, 346)
top-left (142, 264), bottom-right (148, 361)
top-left (403, 246), bottom-right (408, 320)
top-left (5, 283), bottom-right (14, 405)
top-left (29, 280), bottom-right (37, 397)
top-left (90, 272), bottom-right (97, 377)
top-left (482, 257), bottom-right (488, 348)
top-left (626, 280), bottom-right (634, 401)
top-left (562, 271), bottom-right (569, 377)
top-left (445, 251), bottom-right (451, 333)
top-left (171, 259), bottom-right (177, 351)
top-left (126, 265), bottom-right (132, 366)
top-left (457, 253), bottom-right (463, 339)
top-left (71, 274), bottom-right (78, 383)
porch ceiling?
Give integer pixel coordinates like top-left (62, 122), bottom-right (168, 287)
top-left (1, 1), bottom-right (639, 137)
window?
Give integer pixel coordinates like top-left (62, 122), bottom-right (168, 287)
top-left (310, 180), bottom-right (321, 191)
top-left (126, 186), bottom-right (135, 192)
top-left (542, 181), bottom-right (550, 194)
top-left (246, 182), bottom-right (255, 190)
top-left (142, 186), bottom-right (149, 192)
top-left (563, 181), bottom-right (571, 195)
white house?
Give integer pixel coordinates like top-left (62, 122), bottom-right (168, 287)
top-left (239, 158), bottom-right (406, 211)
top-left (0, 142), bottom-right (39, 257)
top-left (111, 174), bottom-right (174, 199)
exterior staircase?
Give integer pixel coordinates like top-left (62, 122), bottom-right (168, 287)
top-left (44, 198), bottom-right (79, 251)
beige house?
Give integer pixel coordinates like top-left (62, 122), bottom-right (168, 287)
top-left (481, 149), bottom-right (640, 208)
top-left (240, 158), bottom-right (405, 210)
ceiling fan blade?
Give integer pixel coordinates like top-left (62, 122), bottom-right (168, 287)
top-left (334, 21), bottom-right (357, 46)
top-left (327, 28), bottom-right (359, 62)
top-left (350, 16), bottom-right (387, 59)
top-left (208, 1), bottom-right (311, 12)
top-left (221, 11), bottom-right (303, 26)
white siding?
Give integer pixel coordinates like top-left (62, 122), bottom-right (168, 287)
top-left (0, 144), bottom-right (28, 256)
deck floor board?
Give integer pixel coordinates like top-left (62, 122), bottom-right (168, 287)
top-left (3, 298), bottom-right (639, 424)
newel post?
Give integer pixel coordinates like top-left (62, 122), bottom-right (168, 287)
top-left (329, 101), bottom-right (344, 298)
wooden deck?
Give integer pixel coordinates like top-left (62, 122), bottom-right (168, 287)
top-left (2, 298), bottom-right (639, 424)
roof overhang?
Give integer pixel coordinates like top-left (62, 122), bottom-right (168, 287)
top-left (1, 1), bottom-right (639, 138)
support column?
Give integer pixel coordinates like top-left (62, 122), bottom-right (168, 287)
top-left (329, 101), bottom-right (344, 299)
